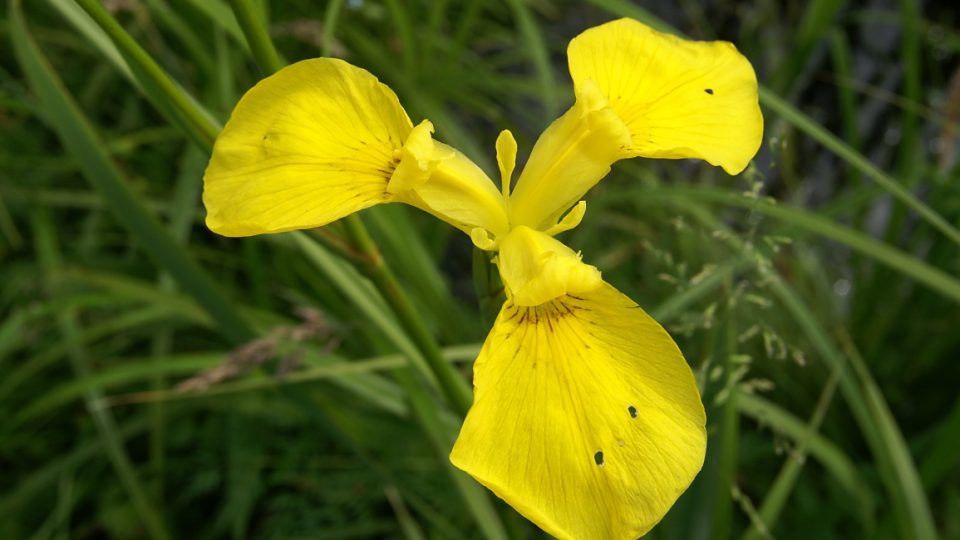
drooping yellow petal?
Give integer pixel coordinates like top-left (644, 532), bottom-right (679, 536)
top-left (203, 58), bottom-right (508, 239)
top-left (451, 283), bottom-right (706, 540)
top-left (507, 80), bottom-right (631, 231)
top-left (496, 226), bottom-right (602, 306)
top-left (568, 18), bottom-right (763, 175)
top-left (203, 58), bottom-right (412, 237)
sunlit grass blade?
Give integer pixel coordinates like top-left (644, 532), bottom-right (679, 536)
top-left (10, 1), bottom-right (253, 344)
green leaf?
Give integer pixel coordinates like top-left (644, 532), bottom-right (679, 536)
top-left (10, 0), bottom-right (254, 345)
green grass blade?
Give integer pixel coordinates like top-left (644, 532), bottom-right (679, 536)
top-left (769, 279), bottom-right (937, 540)
top-left (737, 390), bottom-right (875, 528)
top-left (72, 0), bottom-right (221, 150)
top-left (29, 206), bottom-right (173, 540)
top-left (384, 485), bottom-right (429, 540)
top-left (320, 0), bottom-right (344, 57)
top-left (44, 0), bottom-right (134, 80)
top-left (503, 0), bottom-right (557, 119)
top-left (226, 0), bottom-right (284, 74)
top-left (179, 0), bottom-right (247, 48)
top-left (760, 87), bottom-right (960, 247)
top-left (10, 4), bottom-right (254, 344)
top-left (1, 418), bottom-right (149, 520)
top-left (741, 373), bottom-right (847, 540)
top-left (920, 395), bottom-right (960, 490)
top-left (641, 187), bottom-right (960, 303)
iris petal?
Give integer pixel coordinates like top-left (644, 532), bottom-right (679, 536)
top-left (203, 58), bottom-right (412, 237)
top-left (568, 18), bottom-right (763, 175)
top-left (203, 58), bottom-right (507, 238)
top-left (451, 283), bottom-right (706, 540)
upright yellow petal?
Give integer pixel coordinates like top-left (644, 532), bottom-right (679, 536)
top-left (507, 80), bottom-right (631, 231)
top-left (451, 284), bottom-right (706, 539)
top-left (568, 18), bottom-right (763, 175)
top-left (203, 58), bottom-right (413, 237)
top-left (392, 140), bottom-right (510, 239)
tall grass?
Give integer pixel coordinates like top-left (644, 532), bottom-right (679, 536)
top-left (1, 1), bottom-right (958, 539)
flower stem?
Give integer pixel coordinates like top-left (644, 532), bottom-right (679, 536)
top-left (341, 214), bottom-right (474, 417)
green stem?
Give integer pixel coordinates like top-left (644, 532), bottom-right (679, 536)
top-left (226, 0), bottom-right (284, 75)
top-left (342, 215), bottom-right (474, 417)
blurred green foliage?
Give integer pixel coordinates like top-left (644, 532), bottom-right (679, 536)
top-left (1, 1), bottom-right (959, 539)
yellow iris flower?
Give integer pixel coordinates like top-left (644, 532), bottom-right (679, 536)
top-left (203, 18), bottom-right (762, 540)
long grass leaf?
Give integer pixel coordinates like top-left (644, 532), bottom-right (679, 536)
top-left (769, 280), bottom-right (937, 540)
top-left (503, 0), bottom-right (557, 119)
top-left (737, 390), bottom-right (875, 528)
top-left (10, 3), bottom-right (254, 344)
top-left (741, 373), bottom-right (852, 540)
top-left (640, 187), bottom-right (960, 303)
top-left (72, 0), bottom-right (221, 149)
top-left (29, 205), bottom-right (173, 540)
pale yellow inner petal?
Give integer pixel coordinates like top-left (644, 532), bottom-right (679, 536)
top-left (507, 80), bottom-right (631, 232)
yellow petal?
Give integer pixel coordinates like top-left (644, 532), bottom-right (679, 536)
top-left (386, 120), bottom-right (449, 193)
top-left (496, 129), bottom-right (518, 198)
top-left (451, 284), bottom-right (706, 540)
top-left (507, 80), bottom-right (631, 231)
top-left (496, 226), bottom-right (602, 306)
top-left (568, 18), bottom-right (763, 175)
top-left (203, 58), bottom-right (413, 237)
top-left (392, 141), bottom-right (510, 238)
